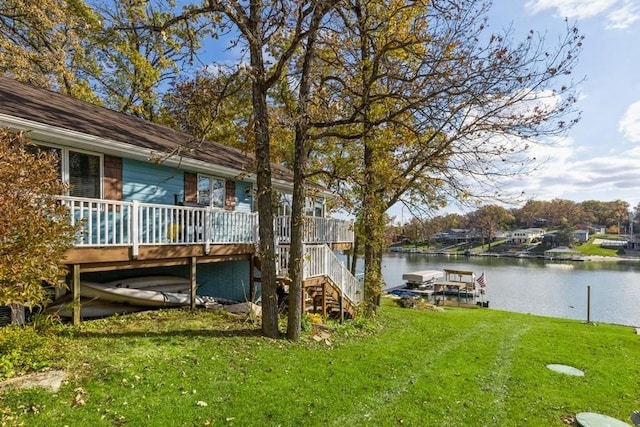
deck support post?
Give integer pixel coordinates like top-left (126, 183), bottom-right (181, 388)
top-left (72, 264), bottom-right (81, 325)
top-left (321, 282), bottom-right (327, 317)
top-left (249, 257), bottom-right (256, 303)
top-left (190, 256), bottom-right (197, 311)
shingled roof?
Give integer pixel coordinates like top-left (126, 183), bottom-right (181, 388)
top-left (0, 76), bottom-right (295, 182)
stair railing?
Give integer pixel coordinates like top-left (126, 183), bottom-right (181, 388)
top-left (276, 244), bottom-right (362, 306)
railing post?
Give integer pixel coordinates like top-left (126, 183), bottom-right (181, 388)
top-left (190, 256), bottom-right (197, 311)
top-left (72, 264), bottom-right (81, 325)
top-left (131, 200), bottom-right (139, 258)
top-left (254, 213), bottom-right (259, 244)
top-left (302, 244), bottom-right (307, 279)
top-left (325, 245), bottom-right (330, 281)
top-left (205, 207), bottom-right (212, 254)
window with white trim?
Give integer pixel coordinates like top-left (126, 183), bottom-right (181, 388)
top-left (31, 143), bottom-right (102, 198)
top-left (304, 197), bottom-right (325, 217)
top-left (278, 193), bottom-right (292, 216)
top-left (197, 175), bottom-right (225, 208)
top-left (68, 150), bottom-right (101, 198)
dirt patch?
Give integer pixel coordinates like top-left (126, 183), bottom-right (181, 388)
top-left (0, 369), bottom-right (66, 393)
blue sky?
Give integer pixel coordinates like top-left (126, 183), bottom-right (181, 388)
top-left (487, 0), bottom-right (640, 211)
top-left (197, 1), bottom-right (640, 220)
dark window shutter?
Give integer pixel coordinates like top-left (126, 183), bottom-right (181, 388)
top-left (184, 172), bottom-right (197, 203)
top-left (103, 155), bottom-right (122, 201)
top-left (225, 180), bottom-right (236, 210)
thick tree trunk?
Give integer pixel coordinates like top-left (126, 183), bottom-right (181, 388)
top-left (254, 91), bottom-right (278, 337)
top-left (361, 138), bottom-right (386, 314)
top-left (288, 60), bottom-right (312, 342)
top-left (357, 3), bottom-right (387, 315)
top-left (253, 87), bottom-right (278, 338)
top-left (288, 3), bottom-right (331, 339)
top-left (288, 145), bottom-right (306, 340)
top-left (248, 6), bottom-right (278, 338)
top-left (362, 200), bottom-right (386, 315)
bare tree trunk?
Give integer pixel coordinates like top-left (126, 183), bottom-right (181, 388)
top-left (362, 175), bottom-right (386, 315)
top-left (248, 4), bottom-right (278, 338)
top-left (288, 150), bottom-right (306, 340)
top-left (288, 3), bottom-right (330, 340)
top-left (288, 58), bottom-right (311, 342)
top-left (356, 0), bottom-right (385, 315)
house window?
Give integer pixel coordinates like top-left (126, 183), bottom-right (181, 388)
top-left (304, 197), bottom-right (325, 217)
top-left (31, 143), bottom-right (102, 198)
top-left (278, 193), bottom-right (292, 216)
top-left (69, 150), bottom-right (101, 198)
top-left (197, 175), bottom-right (225, 208)
top-left (314, 197), bottom-right (325, 218)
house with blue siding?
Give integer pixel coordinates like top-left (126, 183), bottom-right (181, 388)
top-left (0, 77), bottom-right (359, 323)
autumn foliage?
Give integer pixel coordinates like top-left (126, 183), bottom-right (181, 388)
top-left (0, 128), bottom-right (76, 314)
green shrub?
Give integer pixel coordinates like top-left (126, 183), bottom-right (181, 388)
top-left (0, 323), bottom-right (62, 380)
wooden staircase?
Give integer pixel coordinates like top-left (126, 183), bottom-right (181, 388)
top-left (303, 277), bottom-right (358, 320)
top-left (252, 244), bottom-right (362, 320)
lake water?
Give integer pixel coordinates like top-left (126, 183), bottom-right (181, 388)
top-left (378, 252), bottom-right (640, 327)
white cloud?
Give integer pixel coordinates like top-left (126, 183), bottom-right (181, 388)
top-left (525, 0), bottom-right (618, 19)
top-left (606, 0), bottom-right (640, 28)
top-left (619, 101), bottom-right (640, 142)
top-left (498, 136), bottom-right (640, 205)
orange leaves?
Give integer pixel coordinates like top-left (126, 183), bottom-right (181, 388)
top-left (0, 128), bottom-right (76, 309)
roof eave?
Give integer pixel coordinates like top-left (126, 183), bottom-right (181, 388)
top-left (0, 113), bottom-right (333, 197)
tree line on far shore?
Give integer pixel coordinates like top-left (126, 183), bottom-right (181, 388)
top-left (390, 199), bottom-right (636, 245)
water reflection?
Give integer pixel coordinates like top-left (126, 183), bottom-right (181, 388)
top-left (377, 253), bottom-right (640, 327)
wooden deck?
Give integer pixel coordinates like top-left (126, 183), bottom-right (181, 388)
top-left (63, 244), bottom-right (256, 272)
top-left (54, 196), bottom-right (360, 323)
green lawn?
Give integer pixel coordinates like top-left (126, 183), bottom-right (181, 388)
top-left (574, 241), bottom-right (622, 256)
top-left (2, 300), bottom-right (639, 426)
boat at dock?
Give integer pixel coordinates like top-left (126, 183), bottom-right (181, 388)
top-left (434, 269), bottom-right (480, 298)
top-left (386, 268), bottom-right (481, 301)
top-left (386, 269), bottom-right (443, 298)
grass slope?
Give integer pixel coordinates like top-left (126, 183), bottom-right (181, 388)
top-left (2, 300), bottom-right (639, 426)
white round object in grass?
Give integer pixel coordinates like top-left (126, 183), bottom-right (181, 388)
top-left (546, 364), bottom-right (585, 376)
top-left (575, 412), bottom-right (631, 427)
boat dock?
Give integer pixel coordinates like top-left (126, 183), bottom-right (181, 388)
top-left (387, 268), bottom-right (484, 307)
top-left (434, 269), bottom-right (479, 299)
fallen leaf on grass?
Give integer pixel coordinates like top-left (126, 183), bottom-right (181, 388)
top-left (72, 387), bottom-right (86, 407)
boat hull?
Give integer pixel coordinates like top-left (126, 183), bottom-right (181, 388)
top-left (104, 276), bottom-right (192, 293)
top-left (80, 282), bottom-right (207, 307)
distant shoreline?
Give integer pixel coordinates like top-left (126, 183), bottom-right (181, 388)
top-left (387, 247), bottom-right (640, 263)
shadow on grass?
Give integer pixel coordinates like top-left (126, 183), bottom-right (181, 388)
top-left (69, 327), bottom-right (265, 340)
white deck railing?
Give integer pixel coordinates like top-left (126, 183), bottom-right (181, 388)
top-left (275, 215), bottom-right (353, 244)
top-left (59, 196), bottom-right (352, 256)
top-left (61, 196), bottom-right (259, 256)
top-left (276, 244), bottom-right (362, 306)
